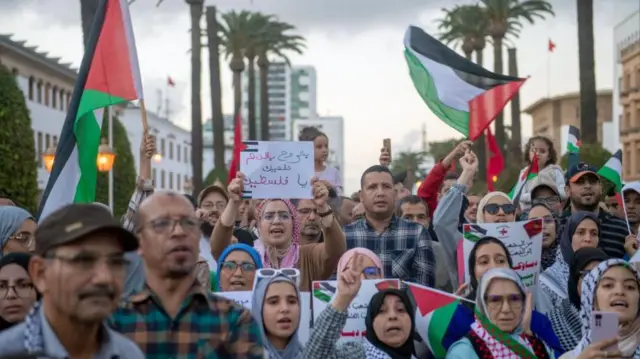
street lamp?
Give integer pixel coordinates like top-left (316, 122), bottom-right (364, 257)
top-left (43, 142), bottom-right (57, 173)
top-left (153, 153), bottom-right (162, 163)
top-left (97, 138), bottom-right (116, 172)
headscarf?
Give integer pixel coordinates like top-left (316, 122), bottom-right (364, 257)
top-left (574, 259), bottom-right (640, 358)
top-left (0, 252), bottom-right (39, 331)
top-left (542, 211), bottom-right (600, 302)
top-left (251, 273), bottom-right (303, 359)
top-left (548, 248), bottom-right (608, 352)
top-left (364, 289), bottom-right (415, 359)
top-left (524, 202), bottom-right (559, 270)
top-left (0, 207), bottom-right (33, 257)
top-left (336, 248), bottom-right (383, 275)
top-left (467, 236), bottom-right (514, 294)
top-left (476, 192), bottom-right (512, 224)
top-left (215, 243), bottom-right (263, 291)
top-left (471, 268), bottom-right (540, 359)
top-left (254, 199), bottom-right (300, 269)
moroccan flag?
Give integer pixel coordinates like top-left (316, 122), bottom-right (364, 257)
top-left (548, 39), bottom-right (556, 52)
top-left (598, 150), bottom-right (623, 192)
top-left (38, 0), bottom-right (143, 221)
top-left (508, 154), bottom-right (539, 201)
top-left (227, 113), bottom-right (245, 184)
top-left (403, 26), bottom-right (526, 141)
top-left (485, 127), bottom-right (504, 192)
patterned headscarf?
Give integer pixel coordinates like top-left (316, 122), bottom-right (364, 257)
top-left (0, 206), bottom-right (34, 257)
top-left (523, 202), bottom-right (559, 270)
top-left (476, 192), bottom-right (512, 224)
top-left (574, 259), bottom-right (640, 358)
top-left (254, 199), bottom-right (300, 269)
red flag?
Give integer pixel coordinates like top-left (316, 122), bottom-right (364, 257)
top-left (227, 114), bottom-right (246, 184)
top-left (468, 79), bottom-right (527, 141)
top-left (548, 39), bottom-right (556, 52)
top-left (485, 127), bottom-right (504, 192)
top-left (167, 76), bottom-right (175, 87)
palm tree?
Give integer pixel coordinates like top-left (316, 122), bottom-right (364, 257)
top-left (576, 0), bottom-right (597, 144)
top-left (255, 21), bottom-right (305, 141)
top-left (481, 0), bottom-right (554, 153)
top-left (205, 6), bottom-right (225, 176)
top-left (508, 47), bottom-right (523, 162)
top-left (390, 151), bottom-right (428, 189)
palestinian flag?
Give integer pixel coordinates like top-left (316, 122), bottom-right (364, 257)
top-left (598, 150), bottom-right (623, 192)
top-left (403, 26), bottom-right (526, 140)
top-left (312, 282), bottom-right (335, 303)
top-left (462, 223), bottom-right (488, 242)
top-left (38, 0), bottom-right (143, 221)
top-left (508, 154), bottom-right (539, 201)
top-left (567, 126), bottom-right (581, 153)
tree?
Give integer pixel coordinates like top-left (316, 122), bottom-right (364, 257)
top-left (427, 138), bottom-right (460, 163)
top-left (187, 0), bottom-right (205, 195)
top-left (205, 6), bottom-right (225, 175)
top-left (508, 47), bottom-right (522, 160)
top-left (95, 114), bottom-right (136, 219)
top-left (576, 0), bottom-right (598, 144)
top-left (389, 151), bottom-right (429, 184)
top-left (481, 0), bottom-right (554, 154)
top-left (0, 64), bottom-right (39, 213)
top-left (559, 143), bottom-right (611, 170)
top-left (204, 167), bottom-right (228, 186)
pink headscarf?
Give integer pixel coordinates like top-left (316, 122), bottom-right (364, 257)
top-left (253, 199), bottom-right (300, 269)
top-left (336, 248), bottom-right (384, 275)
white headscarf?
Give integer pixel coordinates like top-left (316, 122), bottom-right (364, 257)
top-left (476, 192), bottom-right (512, 224)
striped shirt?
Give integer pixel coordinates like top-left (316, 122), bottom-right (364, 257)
top-left (344, 215), bottom-right (435, 287)
top-left (559, 210), bottom-right (629, 258)
top-left (110, 279), bottom-right (264, 358)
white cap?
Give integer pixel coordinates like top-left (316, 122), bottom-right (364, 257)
top-left (623, 182), bottom-right (640, 195)
top-left (529, 172), bottom-right (560, 197)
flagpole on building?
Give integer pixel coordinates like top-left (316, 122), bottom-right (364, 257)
top-left (107, 106), bottom-right (114, 213)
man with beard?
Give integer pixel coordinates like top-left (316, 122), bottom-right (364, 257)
top-left (111, 191), bottom-right (264, 357)
top-left (294, 198), bottom-right (324, 245)
top-left (196, 184), bottom-right (228, 270)
top-left (562, 162), bottom-right (629, 258)
top-left (0, 204), bottom-right (145, 358)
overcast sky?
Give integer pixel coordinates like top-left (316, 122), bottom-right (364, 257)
top-left (1, 0), bottom-right (637, 193)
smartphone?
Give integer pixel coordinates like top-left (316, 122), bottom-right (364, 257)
top-left (383, 138), bottom-right (392, 162)
top-left (590, 311), bottom-right (619, 350)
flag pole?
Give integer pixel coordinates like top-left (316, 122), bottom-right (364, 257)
top-left (546, 50), bottom-right (550, 98)
top-left (107, 106), bottom-right (114, 213)
top-left (139, 99), bottom-right (149, 132)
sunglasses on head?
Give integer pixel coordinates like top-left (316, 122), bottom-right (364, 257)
top-left (254, 268), bottom-right (301, 288)
top-left (483, 203), bottom-right (516, 215)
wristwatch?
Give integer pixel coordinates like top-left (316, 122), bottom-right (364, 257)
top-left (318, 208), bottom-right (333, 218)
top-left (137, 177), bottom-right (154, 191)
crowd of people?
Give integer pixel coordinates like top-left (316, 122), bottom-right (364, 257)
top-left (0, 127), bottom-right (639, 359)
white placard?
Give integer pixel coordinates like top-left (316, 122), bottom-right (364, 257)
top-left (311, 279), bottom-right (400, 341)
top-left (240, 141), bottom-right (314, 199)
top-left (217, 291), bottom-right (312, 344)
top-left (461, 219), bottom-right (544, 290)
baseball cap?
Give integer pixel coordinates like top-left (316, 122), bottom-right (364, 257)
top-left (623, 182), bottom-right (640, 195)
top-left (565, 161), bottom-right (599, 184)
top-left (529, 172), bottom-right (561, 197)
top-left (35, 203), bottom-right (139, 255)
top-left (197, 184), bottom-right (229, 206)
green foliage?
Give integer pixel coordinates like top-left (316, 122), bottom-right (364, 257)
top-left (494, 165), bottom-right (522, 194)
top-left (204, 167), bottom-right (228, 186)
top-left (95, 115), bottom-right (136, 219)
top-left (389, 151), bottom-right (430, 180)
top-left (559, 143), bottom-right (612, 169)
top-left (0, 63), bottom-right (38, 213)
top-left (427, 138), bottom-right (460, 163)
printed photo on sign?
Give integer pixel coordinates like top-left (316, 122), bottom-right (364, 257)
top-left (312, 279), bottom-right (400, 341)
top-left (240, 141), bottom-right (314, 199)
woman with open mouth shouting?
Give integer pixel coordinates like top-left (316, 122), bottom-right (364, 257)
top-left (211, 172), bottom-right (346, 291)
top-left (561, 259), bottom-right (640, 359)
top-left (215, 243), bottom-right (263, 292)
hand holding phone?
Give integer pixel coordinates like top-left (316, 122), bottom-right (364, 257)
top-left (590, 311), bottom-right (619, 351)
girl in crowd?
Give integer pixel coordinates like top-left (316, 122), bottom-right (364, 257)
top-left (0, 252), bottom-right (39, 331)
top-left (540, 212), bottom-right (600, 314)
top-left (299, 127), bottom-right (343, 195)
top-left (212, 173), bottom-right (346, 291)
top-left (0, 206), bottom-right (36, 256)
top-left (561, 259), bottom-right (640, 358)
top-left (336, 248), bottom-right (384, 280)
top-left (549, 248), bottom-right (609, 352)
top-left (305, 253), bottom-right (416, 359)
top-left (215, 243), bottom-right (262, 292)
top-left (446, 268), bottom-right (557, 358)
top-left (518, 136), bottom-right (566, 211)
top-left (525, 202), bottom-right (559, 270)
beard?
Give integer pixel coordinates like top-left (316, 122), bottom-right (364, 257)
top-left (200, 222), bottom-right (214, 237)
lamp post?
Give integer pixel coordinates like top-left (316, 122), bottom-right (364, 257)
top-left (43, 142), bottom-right (57, 173)
top-left (98, 107), bottom-right (116, 212)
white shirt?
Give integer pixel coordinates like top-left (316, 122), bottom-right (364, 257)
top-left (199, 236), bottom-right (217, 270)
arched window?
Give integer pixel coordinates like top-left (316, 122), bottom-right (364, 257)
top-left (28, 76), bottom-right (35, 101)
top-left (52, 86), bottom-right (58, 108)
top-left (44, 83), bottom-right (51, 106)
top-left (36, 80), bottom-right (43, 104)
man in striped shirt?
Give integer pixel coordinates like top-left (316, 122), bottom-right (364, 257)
top-left (561, 162), bottom-right (629, 258)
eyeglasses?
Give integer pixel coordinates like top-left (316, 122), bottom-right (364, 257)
top-left (483, 203), bottom-right (516, 215)
top-left (484, 293), bottom-right (524, 310)
top-left (262, 211), bottom-right (291, 222)
top-left (297, 208), bottom-right (317, 216)
top-left (201, 201), bottom-right (226, 211)
top-left (254, 268), bottom-right (300, 287)
top-left (8, 232), bottom-right (34, 248)
top-left (0, 282), bottom-right (34, 299)
top-left (363, 266), bottom-right (382, 278)
top-left (221, 261), bottom-right (257, 273)
top-left (533, 196), bottom-right (560, 206)
top-left (46, 253), bottom-right (130, 274)
top-left (141, 217), bottom-right (200, 234)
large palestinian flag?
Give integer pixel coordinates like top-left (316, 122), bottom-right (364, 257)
top-left (404, 26), bottom-right (526, 140)
top-left (38, 0), bottom-right (143, 220)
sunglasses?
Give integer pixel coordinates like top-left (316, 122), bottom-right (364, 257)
top-left (484, 293), bottom-right (524, 309)
top-left (363, 266), bottom-right (382, 278)
top-left (254, 268), bottom-right (301, 288)
top-left (220, 261), bottom-right (256, 273)
top-left (483, 203), bottom-right (516, 215)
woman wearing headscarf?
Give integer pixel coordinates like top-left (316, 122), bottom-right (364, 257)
top-left (524, 202), bottom-right (559, 270)
top-left (447, 268), bottom-right (556, 358)
top-left (305, 253), bottom-right (416, 358)
top-left (212, 173), bottom-right (346, 291)
top-left (215, 243), bottom-right (263, 292)
top-left (540, 212), bottom-right (600, 314)
top-left (560, 259), bottom-right (640, 358)
top-left (0, 252), bottom-right (40, 331)
top-left (0, 207), bottom-right (35, 257)
top-left (336, 248), bottom-right (384, 280)
top-left (548, 248), bottom-right (609, 352)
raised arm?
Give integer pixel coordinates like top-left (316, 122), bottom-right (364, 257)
top-left (311, 180), bottom-right (347, 278)
top-left (121, 131), bottom-right (155, 232)
top-left (210, 173), bottom-right (244, 260)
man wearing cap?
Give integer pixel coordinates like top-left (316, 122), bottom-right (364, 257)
top-left (527, 172), bottom-right (564, 214)
top-left (621, 182), bottom-right (640, 233)
top-left (0, 204), bottom-right (145, 358)
top-left (196, 183), bottom-right (229, 271)
top-left (562, 162), bottom-right (629, 258)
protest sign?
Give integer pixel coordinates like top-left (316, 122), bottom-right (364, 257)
top-left (217, 291), bottom-right (312, 344)
top-left (240, 141), bottom-right (314, 199)
top-left (312, 279), bottom-right (400, 341)
top-left (460, 219), bottom-right (543, 290)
